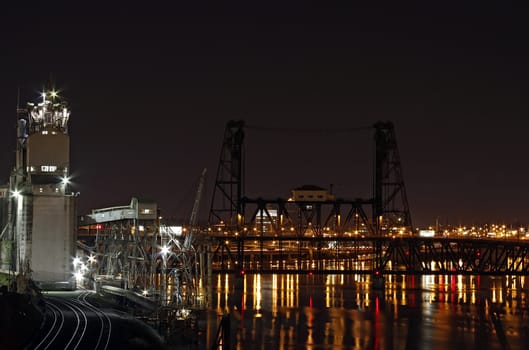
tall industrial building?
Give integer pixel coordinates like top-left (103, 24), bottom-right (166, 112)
top-left (0, 90), bottom-right (76, 285)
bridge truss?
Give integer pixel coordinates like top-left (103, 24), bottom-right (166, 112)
top-left (381, 237), bottom-right (529, 275)
top-left (210, 236), bottom-right (529, 275)
top-left (208, 120), bottom-right (413, 273)
top-left (77, 197), bottom-right (205, 309)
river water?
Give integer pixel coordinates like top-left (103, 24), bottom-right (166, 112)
top-left (203, 273), bottom-right (529, 349)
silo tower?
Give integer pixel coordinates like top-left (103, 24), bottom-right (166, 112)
top-left (9, 89), bottom-right (76, 286)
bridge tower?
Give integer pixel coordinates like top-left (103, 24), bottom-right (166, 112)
top-left (208, 120), bottom-right (245, 273)
top-left (4, 89), bottom-right (76, 286)
top-left (208, 120), bottom-right (245, 230)
top-left (373, 121), bottom-right (412, 233)
top-left (373, 121), bottom-right (412, 286)
top-left (207, 120), bottom-right (413, 279)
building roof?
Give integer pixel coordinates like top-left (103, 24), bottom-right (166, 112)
top-left (293, 185), bottom-right (327, 191)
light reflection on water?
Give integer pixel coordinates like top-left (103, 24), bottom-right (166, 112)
top-left (208, 274), bottom-right (529, 349)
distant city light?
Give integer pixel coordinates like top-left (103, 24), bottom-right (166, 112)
top-left (419, 229), bottom-right (435, 237)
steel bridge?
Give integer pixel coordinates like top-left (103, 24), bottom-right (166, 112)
top-left (209, 235), bottom-right (529, 275)
top-left (206, 121), bottom-right (529, 276)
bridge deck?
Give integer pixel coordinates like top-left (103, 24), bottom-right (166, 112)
top-left (210, 235), bottom-right (529, 275)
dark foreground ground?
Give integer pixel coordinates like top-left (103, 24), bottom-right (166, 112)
top-left (0, 288), bottom-right (190, 350)
top-left (0, 290), bottom-right (43, 350)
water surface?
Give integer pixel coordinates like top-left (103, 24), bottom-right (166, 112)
top-left (206, 273), bottom-right (529, 349)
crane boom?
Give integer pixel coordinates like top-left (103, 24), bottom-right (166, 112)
top-left (185, 168), bottom-right (207, 249)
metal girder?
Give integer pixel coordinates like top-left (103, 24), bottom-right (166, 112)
top-left (208, 120), bottom-right (412, 238)
top-left (211, 239), bottom-right (237, 271)
top-left (239, 198), bottom-right (373, 239)
top-left (95, 221), bottom-right (155, 289)
top-left (209, 120), bottom-right (245, 229)
top-left (210, 235), bottom-right (529, 275)
top-left (373, 121), bottom-right (413, 233)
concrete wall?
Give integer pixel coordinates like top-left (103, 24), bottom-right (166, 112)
top-left (16, 194), bottom-right (32, 273)
top-left (30, 195), bottom-right (76, 282)
top-left (26, 133), bottom-right (69, 174)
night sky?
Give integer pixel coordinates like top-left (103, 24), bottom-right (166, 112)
top-left (1, 2), bottom-right (529, 228)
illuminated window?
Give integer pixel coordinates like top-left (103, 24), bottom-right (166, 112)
top-left (42, 130), bottom-right (48, 135)
top-left (141, 209), bottom-right (152, 214)
top-left (41, 165), bottom-right (57, 172)
top-left (39, 188), bottom-right (43, 193)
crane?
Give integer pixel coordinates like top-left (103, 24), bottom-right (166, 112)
top-left (158, 168), bottom-right (208, 307)
top-left (184, 167), bottom-right (207, 250)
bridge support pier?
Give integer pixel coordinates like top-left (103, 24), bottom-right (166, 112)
top-left (372, 273), bottom-right (385, 290)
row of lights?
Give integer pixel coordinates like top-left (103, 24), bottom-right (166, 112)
top-left (10, 176), bottom-right (71, 198)
top-left (72, 254), bottom-right (97, 283)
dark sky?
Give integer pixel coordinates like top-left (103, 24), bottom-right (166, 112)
top-left (1, 2), bottom-right (529, 227)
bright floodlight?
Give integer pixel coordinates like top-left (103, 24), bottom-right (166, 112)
top-left (161, 246), bottom-right (170, 255)
top-left (61, 176), bottom-right (70, 185)
top-left (88, 255), bottom-right (96, 263)
top-left (73, 257), bottom-right (81, 266)
top-left (74, 271), bottom-right (83, 281)
top-left (11, 189), bottom-right (21, 198)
